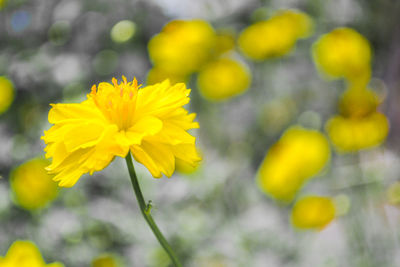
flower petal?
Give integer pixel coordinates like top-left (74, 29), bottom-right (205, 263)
top-left (125, 115), bottom-right (163, 144)
top-left (131, 141), bottom-right (175, 178)
top-left (48, 100), bottom-right (106, 124)
top-left (135, 80), bottom-right (190, 119)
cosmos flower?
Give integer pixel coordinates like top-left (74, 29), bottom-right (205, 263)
top-left (291, 195), bottom-right (336, 230)
top-left (147, 66), bottom-right (189, 85)
top-left (0, 240), bottom-right (64, 267)
top-left (148, 19), bottom-right (216, 75)
top-left (326, 86), bottom-right (389, 152)
top-left (197, 57), bottom-right (251, 101)
top-left (238, 9), bottom-right (313, 61)
top-left (10, 158), bottom-right (58, 210)
top-left (312, 27), bottom-right (371, 86)
top-left (42, 77), bottom-right (201, 187)
top-left (92, 254), bottom-right (121, 267)
top-left (257, 126), bottom-right (330, 202)
top-left (326, 112), bottom-right (388, 152)
top-left (0, 76), bottom-right (14, 115)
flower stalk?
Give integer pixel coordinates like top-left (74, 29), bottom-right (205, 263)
top-left (125, 152), bottom-right (182, 267)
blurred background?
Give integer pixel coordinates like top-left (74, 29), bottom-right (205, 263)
top-left (1, 0), bottom-right (400, 266)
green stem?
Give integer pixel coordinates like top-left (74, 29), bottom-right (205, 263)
top-left (125, 152), bottom-right (182, 267)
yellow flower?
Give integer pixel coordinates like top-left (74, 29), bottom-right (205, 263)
top-left (197, 57), bottom-right (251, 101)
top-left (257, 126), bottom-right (330, 202)
top-left (326, 85), bottom-right (389, 152)
top-left (0, 240), bottom-right (64, 267)
top-left (291, 196), bottom-right (335, 230)
top-left (214, 30), bottom-right (236, 55)
top-left (148, 20), bottom-right (216, 75)
top-left (238, 9), bottom-right (313, 61)
top-left (0, 76), bottom-right (15, 115)
top-left (326, 112), bottom-right (389, 152)
top-left (338, 87), bottom-right (380, 118)
top-left (42, 77), bottom-right (201, 187)
top-left (146, 67), bottom-right (189, 85)
top-left (312, 27), bottom-right (371, 85)
top-left (10, 158), bottom-right (59, 210)
top-left (92, 254), bottom-right (120, 267)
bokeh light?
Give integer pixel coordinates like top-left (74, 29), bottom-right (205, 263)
top-left (11, 10), bottom-right (31, 33)
top-left (93, 50), bottom-right (119, 75)
top-left (48, 21), bottom-right (71, 46)
top-left (110, 20), bottom-right (136, 43)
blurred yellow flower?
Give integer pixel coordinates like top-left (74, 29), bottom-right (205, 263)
top-left (42, 77), bottom-right (201, 187)
top-left (387, 182), bottom-right (400, 205)
top-left (214, 30), bottom-right (236, 55)
top-left (0, 240), bottom-right (64, 267)
top-left (312, 27), bottom-right (371, 85)
top-left (197, 57), bottom-right (251, 101)
top-left (326, 85), bottom-right (389, 152)
top-left (0, 76), bottom-right (14, 115)
top-left (148, 19), bottom-right (216, 75)
top-left (146, 67), bottom-right (188, 85)
top-left (92, 254), bottom-right (120, 267)
top-left (326, 112), bottom-right (389, 152)
top-left (291, 195), bottom-right (335, 230)
top-left (338, 87), bottom-right (380, 118)
top-left (238, 9), bottom-right (313, 61)
top-left (10, 158), bottom-right (59, 210)
top-left (257, 126), bottom-right (330, 202)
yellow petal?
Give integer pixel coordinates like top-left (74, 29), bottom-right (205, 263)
top-left (48, 100), bottom-right (105, 124)
top-left (136, 81), bottom-right (190, 119)
top-left (126, 115), bottom-right (163, 143)
top-left (63, 122), bottom-right (106, 152)
top-left (131, 141), bottom-right (175, 178)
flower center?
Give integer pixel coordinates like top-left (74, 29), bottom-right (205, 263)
top-left (90, 76), bottom-right (140, 130)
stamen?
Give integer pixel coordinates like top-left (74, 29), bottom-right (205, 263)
top-left (90, 85), bottom-right (97, 95)
top-left (112, 78), bottom-right (118, 87)
top-left (91, 77), bottom-right (138, 130)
